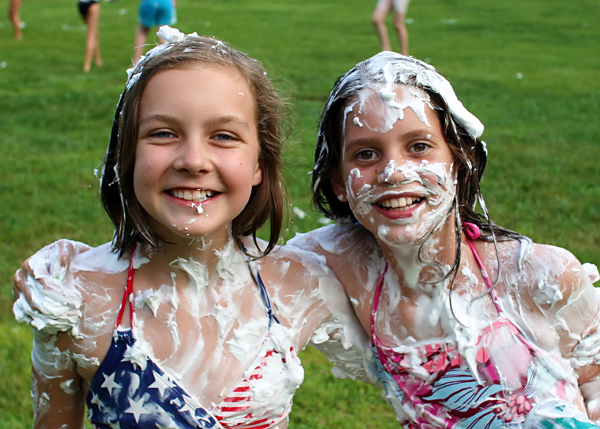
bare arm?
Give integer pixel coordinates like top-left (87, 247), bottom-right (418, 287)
top-left (13, 240), bottom-right (92, 427)
top-left (524, 246), bottom-right (600, 421)
top-left (565, 274), bottom-right (600, 421)
top-left (288, 224), bottom-right (384, 331)
top-left (31, 330), bottom-right (86, 428)
top-left (282, 228), bottom-right (382, 385)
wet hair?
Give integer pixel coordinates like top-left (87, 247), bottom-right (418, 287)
top-left (101, 32), bottom-right (287, 258)
top-left (312, 51), bottom-right (520, 242)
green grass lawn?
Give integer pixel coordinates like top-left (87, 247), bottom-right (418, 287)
top-left (1, 0), bottom-right (598, 426)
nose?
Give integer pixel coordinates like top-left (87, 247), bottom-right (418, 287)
top-left (377, 159), bottom-right (406, 185)
top-left (173, 136), bottom-right (213, 174)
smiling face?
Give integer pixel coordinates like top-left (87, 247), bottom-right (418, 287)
top-left (133, 65), bottom-right (262, 247)
top-left (332, 86), bottom-right (456, 247)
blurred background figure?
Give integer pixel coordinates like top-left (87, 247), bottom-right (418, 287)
top-left (372, 0), bottom-right (410, 54)
top-left (78, 0), bottom-right (102, 72)
top-left (133, 0), bottom-right (177, 64)
top-left (8, 0), bottom-right (23, 40)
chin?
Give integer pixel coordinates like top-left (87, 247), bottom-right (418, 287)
top-left (374, 223), bottom-right (433, 248)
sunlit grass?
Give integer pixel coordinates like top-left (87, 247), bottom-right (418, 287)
top-left (1, 0), bottom-right (598, 426)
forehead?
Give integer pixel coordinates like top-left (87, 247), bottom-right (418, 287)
top-left (139, 64), bottom-right (256, 112)
top-left (146, 63), bottom-right (248, 88)
top-left (344, 85), bottom-right (435, 133)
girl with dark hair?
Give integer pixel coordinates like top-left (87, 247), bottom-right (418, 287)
top-left (293, 51), bottom-right (600, 427)
top-left (12, 27), bottom-right (373, 428)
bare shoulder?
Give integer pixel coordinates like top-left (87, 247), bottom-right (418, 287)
top-left (496, 239), bottom-right (600, 349)
top-left (287, 223), bottom-right (382, 272)
top-left (523, 242), bottom-right (599, 321)
top-left (252, 237), bottom-right (337, 290)
top-left (71, 243), bottom-right (133, 301)
top-left (492, 238), bottom-right (590, 306)
top-left (511, 241), bottom-right (590, 302)
top-left (244, 237), bottom-right (362, 351)
top-left (13, 240), bottom-right (129, 338)
top-left (287, 224), bottom-right (384, 326)
top-left (288, 223), bottom-right (378, 253)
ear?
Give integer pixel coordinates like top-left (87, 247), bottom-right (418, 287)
top-left (252, 158), bottom-right (263, 186)
top-left (330, 168), bottom-right (347, 202)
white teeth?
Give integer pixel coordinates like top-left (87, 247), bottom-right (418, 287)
top-left (171, 189), bottom-right (215, 202)
top-left (379, 197), bottom-right (419, 209)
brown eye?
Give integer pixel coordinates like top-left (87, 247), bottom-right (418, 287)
top-left (356, 150), bottom-right (376, 160)
top-left (411, 142), bottom-right (429, 153)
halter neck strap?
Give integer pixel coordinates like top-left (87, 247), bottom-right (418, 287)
top-left (463, 222), bottom-right (503, 314)
top-left (116, 243), bottom-right (137, 329)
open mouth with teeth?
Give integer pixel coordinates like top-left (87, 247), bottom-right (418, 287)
top-left (376, 196), bottom-right (424, 211)
top-left (169, 189), bottom-right (217, 203)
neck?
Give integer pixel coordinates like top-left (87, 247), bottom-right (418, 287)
top-left (143, 234), bottom-right (243, 279)
top-left (377, 217), bottom-right (460, 291)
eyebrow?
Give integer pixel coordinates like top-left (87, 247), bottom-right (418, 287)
top-left (204, 115), bottom-right (251, 131)
top-left (344, 136), bottom-right (376, 149)
top-left (400, 129), bottom-right (436, 141)
top-left (138, 114), bottom-right (175, 127)
top-left (138, 114), bottom-right (252, 131)
top-left (345, 129), bottom-right (433, 144)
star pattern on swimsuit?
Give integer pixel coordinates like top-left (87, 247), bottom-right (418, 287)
top-left (125, 396), bottom-right (151, 423)
top-left (101, 372), bottom-right (121, 395)
top-left (149, 369), bottom-right (176, 399)
top-left (180, 394), bottom-right (199, 416)
top-left (122, 342), bottom-right (149, 370)
top-left (84, 259), bottom-right (292, 429)
top-left (89, 392), bottom-right (103, 408)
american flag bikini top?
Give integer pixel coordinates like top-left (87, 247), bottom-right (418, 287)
top-left (86, 247), bottom-right (289, 429)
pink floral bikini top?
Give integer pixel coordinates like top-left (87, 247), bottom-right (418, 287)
top-left (370, 223), bottom-right (598, 429)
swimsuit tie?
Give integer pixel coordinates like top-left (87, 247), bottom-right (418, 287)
top-left (463, 222), bottom-right (481, 239)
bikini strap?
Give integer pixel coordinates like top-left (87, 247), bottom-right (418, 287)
top-left (116, 243), bottom-right (137, 329)
top-left (371, 225), bottom-right (502, 332)
top-left (247, 258), bottom-right (280, 328)
top-left (115, 243), bottom-right (278, 330)
top-left (370, 262), bottom-right (388, 333)
top-left (463, 222), bottom-right (503, 314)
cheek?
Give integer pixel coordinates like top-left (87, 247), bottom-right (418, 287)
top-left (418, 163), bottom-right (455, 193)
top-left (345, 167), bottom-right (372, 192)
top-left (132, 169), bottom-right (144, 206)
top-left (132, 159), bottom-right (150, 187)
top-left (133, 148), bottom-right (162, 182)
top-left (226, 157), bottom-right (261, 192)
top-left (423, 172), bottom-right (457, 214)
top-left (131, 155), bottom-right (159, 204)
top-left (345, 169), bottom-right (376, 217)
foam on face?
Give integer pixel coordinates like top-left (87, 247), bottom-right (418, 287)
top-left (345, 52), bottom-right (483, 139)
top-left (315, 51), bottom-right (483, 199)
top-left (339, 86), bottom-right (457, 258)
top-left (343, 160), bottom-right (455, 249)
